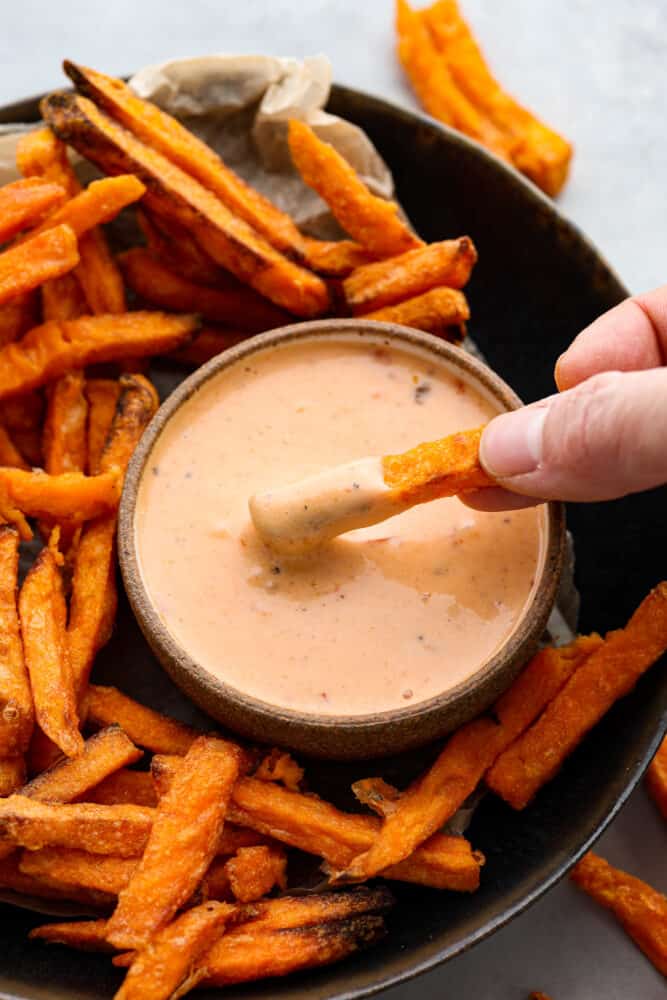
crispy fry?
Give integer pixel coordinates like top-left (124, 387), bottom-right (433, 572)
top-left (0, 178), bottom-right (67, 243)
top-left (487, 584), bottom-right (667, 809)
top-left (395, 0), bottom-right (512, 161)
top-left (302, 238), bottom-right (375, 278)
top-left (0, 854), bottom-right (114, 907)
top-left (16, 128), bottom-right (80, 197)
top-left (253, 749), bottom-right (304, 792)
top-left (85, 768), bottom-right (157, 807)
top-left (0, 224), bottom-right (79, 307)
top-left (107, 736), bottom-right (241, 950)
top-left (383, 425), bottom-right (492, 505)
top-left (137, 209), bottom-right (224, 287)
top-left (0, 796), bottom-right (154, 856)
top-left (646, 735), bottom-right (667, 823)
top-left (116, 901), bottom-right (236, 1000)
top-left (42, 372), bottom-right (88, 474)
top-left (119, 248), bottom-right (290, 331)
top-left (27, 175), bottom-right (145, 242)
top-left (65, 61), bottom-right (308, 261)
top-left (351, 777), bottom-right (400, 817)
top-left (0, 391), bottom-right (44, 467)
top-left (571, 852), bottom-right (667, 978)
top-left (0, 311), bottom-right (197, 400)
top-left (0, 293), bottom-right (39, 348)
top-left (29, 918), bottom-right (117, 951)
top-left (288, 120), bottom-right (421, 258)
top-left (85, 378), bottom-right (121, 475)
top-left (23, 727), bottom-right (141, 803)
top-left (84, 686), bottom-right (199, 755)
top-left (19, 545), bottom-right (82, 758)
top-left (343, 236), bottom-right (477, 313)
top-left (169, 326), bottom-right (248, 367)
top-left (19, 847), bottom-right (137, 896)
top-left (0, 468), bottom-right (118, 523)
top-left (225, 845), bottom-right (287, 903)
top-left (0, 526), bottom-right (33, 756)
top-left (0, 756), bottom-right (26, 796)
top-left (41, 271), bottom-right (88, 322)
top-left (422, 0), bottom-right (572, 196)
top-left (0, 423), bottom-right (29, 469)
top-left (361, 285), bottom-right (469, 338)
top-left (42, 92), bottom-right (329, 317)
top-left (216, 825), bottom-right (272, 855)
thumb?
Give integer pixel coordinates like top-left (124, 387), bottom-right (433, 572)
top-left (479, 368), bottom-right (667, 502)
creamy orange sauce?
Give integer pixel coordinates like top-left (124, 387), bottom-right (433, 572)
top-left (136, 337), bottom-right (545, 716)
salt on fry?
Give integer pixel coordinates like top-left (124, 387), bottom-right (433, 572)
top-left (85, 379), bottom-right (121, 475)
top-left (106, 736), bottom-right (241, 950)
top-left (225, 845), bottom-right (287, 902)
top-left (84, 686), bottom-right (198, 755)
top-left (0, 526), bottom-right (33, 757)
top-left (571, 852), bottom-right (667, 978)
top-left (288, 119), bottom-right (422, 258)
top-left (361, 285), bottom-right (469, 338)
top-left (646, 735), bottom-right (667, 823)
top-left (0, 756), bottom-right (26, 796)
top-left (0, 178), bottom-right (67, 243)
top-left (0, 225), bottom-right (79, 307)
top-left (19, 847), bottom-right (137, 897)
top-left (85, 768), bottom-right (158, 808)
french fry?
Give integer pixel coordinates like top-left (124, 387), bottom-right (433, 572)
top-left (29, 918), bottom-right (117, 951)
top-left (351, 777), bottom-right (400, 817)
top-left (395, 0), bottom-right (512, 161)
top-left (421, 0), bottom-right (572, 196)
top-left (23, 727), bottom-right (141, 803)
top-left (382, 425), bottom-right (492, 505)
top-left (0, 468), bottom-right (118, 524)
top-left (646, 735), bottom-right (667, 823)
top-left (253, 749), bottom-right (304, 792)
top-left (0, 224), bottom-right (79, 307)
top-left (0, 391), bottom-right (44, 467)
top-left (0, 526), bottom-right (33, 756)
top-left (65, 61), bottom-right (308, 261)
top-left (107, 737), bottom-right (240, 950)
top-left (0, 293), bottom-right (39, 348)
top-left (42, 92), bottom-right (330, 317)
top-left (16, 128), bottom-right (80, 197)
top-left (119, 248), bottom-right (290, 331)
top-left (302, 238), bottom-right (375, 278)
top-left (85, 378), bottom-right (121, 475)
top-left (19, 847), bottom-right (137, 896)
top-left (19, 544), bottom-right (82, 759)
top-left (0, 796), bottom-right (154, 856)
top-left (216, 825), bottom-right (273, 855)
top-left (42, 372), bottom-right (88, 475)
top-left (116, 901), bottom-right (237, 1000)
top-left (169, 326), bottom-right (248, 367)
top-left (343, 236), bottom-right (477, 313)
top-left (288, 120), bottom-right (421, 258)
top-left (85, 768), bottom-right (157, 807)
top-left (571, 852), bottom-right (667, 978)
top-left (0, 311), bottom-right (197, 400)
top-left (0, 756), bottom-right (26, 796)
top-left (225, 845), bottom-right (287, 903)
top-left (0, 178), bottom-right (67, 243)
top-left (137, 209), bottom-right (225, 287)
top-left (0, 854), bottom-right (114, 908)
top-left (487, 584), bottom-right (667, 809)
top-left (361, 285), bottom-right (469, 338)
top-left (340, 634), bottom-right (604, 881)
top-left (41, 271), bottom-right (88, 322)
top-left (83, 686), bottom-right (199, 755)
top-left (27, 175), bottom-right (146, 242)
top-left (0, 424), bottom-right (29, 469)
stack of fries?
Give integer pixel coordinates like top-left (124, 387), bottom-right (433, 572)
top-left (0, 57), bottom-right (665, 996)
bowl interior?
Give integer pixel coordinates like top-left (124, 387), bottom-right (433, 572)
top-left (0, 84), bottom-right (664, 1000)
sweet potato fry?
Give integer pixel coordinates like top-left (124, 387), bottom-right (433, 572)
top-left (0, 293), bottom-right (39, 348)
top-left (19, 847), bottom-right (137, 896)
top-left (0, 796), bottom-right (154, 856)
top-left (351, 777), bottom-right (400, 817)
top-left (288, 120), bottom-right (421, 258)
top-left (85, 768), bottom-right (157, 807)
top-left (487, 583), bottom-right (667, 809)
top-left (85, 378), bottom-right (120, 475)
top-left (169, 326), bottom-right (248, 367)
top-left (0, 468), bottom-right (118, 523)
top-left (29, 918), bottom-right (117, 951)
top-left (65, 61), bottom-right (308, 261)
top-left (42, 92), bottom-right (329, 317)
top-left (0, 854), bottom-right (114, 908)
top-left (225, 845), bottom-right (287, 903)
top-left (41, 271), bottom-right (88, 322)
top-left (84, 686), bottom-right (198, 755)
top-left (19, 545), bottom-right (82, 758)
top-left (107, 736), bottom-right (241, 950)
top-left (0, 526), bottom-right (33, 756)
top-left (344, 236), bottom-right (477, 313)
top-left (361, 285), bottom-right (469, 338)
top-left (0, 756), bottom-right (26, 796)
top-left (302, 238), bottom-right (375, 278)
top-left (27, 175), bottom-right (145, 242)
top-left (137, 209), bottom-right (224, 287)
top-left (119, 248), bottom-right (290, 331)
top-left (16, 128), bottom-right (80, 197)
top-left (0, 178), bottom-right (67, 243)
top-left (0, 423), bottom-right (29, 469)
top-left (0, 311), bottom-right (197, 400)
top-left (0, 224), bottom-right (79, 307)
top-left (571, 852), bottom-right (667, 977)
top-left (0, 391), bottom-right (44, 467)
top-left (646, 735), bottom-right (667, 823)
top-left (395, 0), bottom-right (512, 161)
top-left (216, 825), bottom-right (272, 855)
top-left (382, 426), bottom-right (492, 505)
top-left (253, 749), bottom-right (304, 792)
top-left (422, 0), bottom-right (572, 196)
top-left (23, 727), bottom-right (141, 803)
top-left (42, 372), bottom-right (88, 475)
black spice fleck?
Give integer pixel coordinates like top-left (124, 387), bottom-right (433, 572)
top-left (414, 381), bottom-right (431, 404)
top-left (151, 465), bottom-right (160, 477)
top-left (352, 482), bottom-right (360, 490)
top-left (271, 565), bottom-right (281, 575)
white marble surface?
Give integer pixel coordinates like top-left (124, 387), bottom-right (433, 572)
top-left (1, 3), bottom-right (666, 998)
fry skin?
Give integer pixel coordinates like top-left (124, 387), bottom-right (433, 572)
top-left (85, 378), bottom-right (121, 475)
top-left (19, 545), bottom-right (82, 758)
top-left (0, 526), bottom-right (33, 756)
top-left (361, 285), bottom-right (469, 338)
top-left (0, 178), bottom-right (67, 243)
top-left (382, 426), bottom-right (492, 505)
top-left (571, 852), bottom-right (667, 978)
top-left (19, 847), bottom-right (137, 896)
top-left (84, 686), bottom-right (198, 755)
top-left (487, 583), bottom-right (667, 809)
top-left (65, 61), bottom-right (308, 261)
top-left (107, 736), bottom-right (241, 950)
top-left (646, 735), bottom-right (667, 823)
top-left (85, 768), bottom-right (158, 808)
top-left (0, 225), bottom-right (79, 307)
top-left (0, 756), bottom-right (26, 796)
top-left (343, 236), bottom-right (477, 313)
top-left (288, 119), bottom-right (422, 258)
top-left (0, 311), bottom-right (197, 400)
top-left (42, 92), bottom-right (329, 317)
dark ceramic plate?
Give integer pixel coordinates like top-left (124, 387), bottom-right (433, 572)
top-left (0, 84), bottom-right (665, 1000)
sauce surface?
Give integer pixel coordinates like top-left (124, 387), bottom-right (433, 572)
top-left (136, 337), bottom-right (544, 716)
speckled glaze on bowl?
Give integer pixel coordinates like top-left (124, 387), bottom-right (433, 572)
top-left (119, 320), bottom-right (565, 759)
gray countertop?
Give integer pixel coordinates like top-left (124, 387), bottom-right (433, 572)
top-left (1, 2), bottom-right (666, 998)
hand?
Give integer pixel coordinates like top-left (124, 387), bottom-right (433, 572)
top-left (464, 285), bottom-right (667, 510)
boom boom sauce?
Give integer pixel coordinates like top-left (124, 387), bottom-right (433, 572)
top-left (135, 336), bottom-right (545, 716)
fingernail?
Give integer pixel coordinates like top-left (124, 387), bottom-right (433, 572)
top-left (480, 407), bottom-right (548, 479)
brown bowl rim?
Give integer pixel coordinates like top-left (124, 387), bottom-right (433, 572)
top-left (119, 320), bottom-right (565, 756)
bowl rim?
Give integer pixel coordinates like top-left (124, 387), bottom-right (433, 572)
top-left (119, 319), bottom-right (565, 752)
